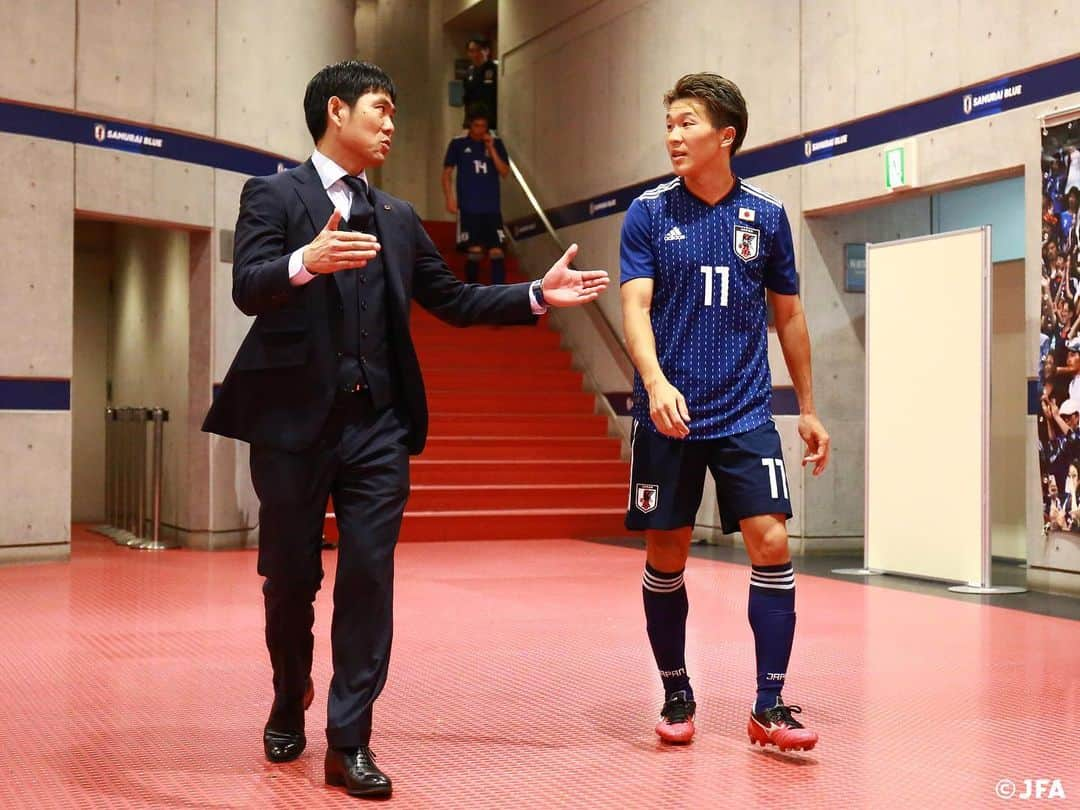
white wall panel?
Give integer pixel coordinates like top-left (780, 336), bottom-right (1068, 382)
top-left (0, 0), bottom-right (75, 107)
top-left (0, 135), bottom-right (74, 379)
top-left (152, 0), bottom-right (216, 135)
top-left (0, 414), bottom-right (71, 550)
top-left (216, 0), bottom-right (356, 160)
top-left (76, 0), bottom-right (156, 121)
top-left (75, 146), bottom-right (213, 228)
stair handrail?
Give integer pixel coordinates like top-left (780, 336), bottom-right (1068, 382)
top-left (504, 154), bottom-right (636, 386)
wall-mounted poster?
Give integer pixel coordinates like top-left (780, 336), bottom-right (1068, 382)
top-left (1035, 115), bottom-right (1080, 572)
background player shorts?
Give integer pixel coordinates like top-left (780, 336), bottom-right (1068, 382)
top-left (456, 211), bottom-right (507, 251)
top-left (626, 419), bottom-right (793, 533)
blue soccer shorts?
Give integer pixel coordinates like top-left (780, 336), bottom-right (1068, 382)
top-left (625, 419), bottom-right (793, 533)
top-left (456, 211), bottom-right (506, 250)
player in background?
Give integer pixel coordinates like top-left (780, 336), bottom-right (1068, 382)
top-left (443, 107), bottom-right (510, 284)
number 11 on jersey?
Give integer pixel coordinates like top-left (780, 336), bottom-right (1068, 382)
top-left (701, 265), bottom-right (730, 307)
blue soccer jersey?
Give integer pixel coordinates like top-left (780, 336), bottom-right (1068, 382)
top-left (620, 177), bottom-right (799, 439)
top-left (443, 135), bottom-right (508, 214)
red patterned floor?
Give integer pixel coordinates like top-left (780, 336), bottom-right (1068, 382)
top-left (0, 526), bottom-right (1076, 808)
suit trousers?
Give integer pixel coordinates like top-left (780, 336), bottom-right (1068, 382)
top-left (249, 392), bottom-right (410, 748)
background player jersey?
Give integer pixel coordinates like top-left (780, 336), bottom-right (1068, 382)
top-left (620, 176), bottom-right (799, 439)
top-left (443, 135), bottom-right (508, 214)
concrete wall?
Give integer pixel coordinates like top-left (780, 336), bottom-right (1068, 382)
top-left (217, 0), bottom-right (357, 160)
top-left (0, 0), bottom-right (354, 559)
top-left (493, 0), bottom-right (1078, 571)
top-left (0, 131), bottom-right (75, 562)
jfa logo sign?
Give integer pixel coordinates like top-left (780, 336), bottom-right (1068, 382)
top-left (994, 777), bottom-right (1066, 800)
top-left (93, 123), bottom-right (106, 143)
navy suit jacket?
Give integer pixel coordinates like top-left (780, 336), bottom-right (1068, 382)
top-left (203, 159), bottom-right (536, 453)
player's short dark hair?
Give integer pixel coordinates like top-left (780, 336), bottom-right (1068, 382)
top-left (465, 104), bottom-right (491, 124)
top-left (468, 37), bottom-right (490, 51)
top-left (303, 60), bottom-right (396, 143)
top-left (664, 73), bottom-right (749, 156)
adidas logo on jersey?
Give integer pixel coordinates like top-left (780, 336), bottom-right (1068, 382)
top-left (464, 147), bottom-right (472, 153)
top-left (663, 226), bottom-right (686, 242)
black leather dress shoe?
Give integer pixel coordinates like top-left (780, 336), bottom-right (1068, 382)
top-left (263, 678), bottom-right (315, 763)
top-left (324, 746), bottom-right (392, 798)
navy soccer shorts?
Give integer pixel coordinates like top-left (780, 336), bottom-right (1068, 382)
top-left (625, 419), bottom-right (794, 533)
top-left (456, 211), bottom-right (507, 250)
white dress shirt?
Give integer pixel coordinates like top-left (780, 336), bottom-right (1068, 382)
top-left (287, 149), bottom-right (369, 286)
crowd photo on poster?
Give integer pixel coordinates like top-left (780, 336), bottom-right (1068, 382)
top-left (1038, 117), bottom-right (1080, 533)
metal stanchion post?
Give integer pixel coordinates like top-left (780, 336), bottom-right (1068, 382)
top-left (118, 408), bottom-right (138, 545)
top-left (114, 409), bottom-right (129, 544)
top-left (137, 408), bottom-right (172, 550)
top-left (95, 408), bottom-right (118, 540)
top-left (125, 408), bottom-right (148, 546)
top-left (109, 407), bottom-right (121, 539)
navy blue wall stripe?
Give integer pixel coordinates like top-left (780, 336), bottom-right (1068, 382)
top-left (604, 386), bottom-right (801, 417)
top-left (0, 99), bottom-right (300, 176)
top-left (0, 379), bottom-right (71, 411)
top-left (613, 385), bottom-right (1040, 417)
top-left (770, 387), bottom-right (800, 416)
top-left (507, 54), bottom-right (1080, 239)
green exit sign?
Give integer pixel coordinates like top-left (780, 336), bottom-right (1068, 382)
top-left (885, 145), bottom-right (906, 189)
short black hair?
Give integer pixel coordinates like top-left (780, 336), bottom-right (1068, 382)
top-left (303, 60), bottom-right (396, 143)
top-left (465, 103), bottom-right (491, 124)
top-left (467, 37), bottom-right (490, 50)
top-left (663, 73), bottom-right (749, 156)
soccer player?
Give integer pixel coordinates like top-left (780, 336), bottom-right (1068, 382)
top-left (442, 108), bottom-right (510, 284)
top-left (620, 73), bottom-right (830, 751)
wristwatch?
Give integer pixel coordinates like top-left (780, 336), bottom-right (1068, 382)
top-left (530, 279), bottom-right (548, 309)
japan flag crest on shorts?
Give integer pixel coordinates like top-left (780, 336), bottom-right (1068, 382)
top-left (635, 483), bottom-right (659, 513)
top-left (734, 225), bottom-right (760, 262)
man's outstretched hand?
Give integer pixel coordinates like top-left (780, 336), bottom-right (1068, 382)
top-left (540, 244), bottom-right (610, 307)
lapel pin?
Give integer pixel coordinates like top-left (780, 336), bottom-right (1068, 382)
top-left (383, 204), bottom-right (391, 210)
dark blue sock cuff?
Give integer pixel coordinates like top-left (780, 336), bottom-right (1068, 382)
top-left (751, 562), bottom-right (794, 574)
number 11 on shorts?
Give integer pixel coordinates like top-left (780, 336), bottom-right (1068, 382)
top-left (761, 457), bottom-right (789, 499)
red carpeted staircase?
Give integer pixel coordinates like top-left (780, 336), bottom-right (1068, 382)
top-left (324, 221), bottom-right (632, 542)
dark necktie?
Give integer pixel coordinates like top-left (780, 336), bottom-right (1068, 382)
top-left (332, 176), bottom-right (371, 396)
top-left (340, 176), bottom-right (373, 231)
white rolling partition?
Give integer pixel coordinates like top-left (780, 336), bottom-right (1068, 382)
top-left (837, 226), bottom-right (1023, 593)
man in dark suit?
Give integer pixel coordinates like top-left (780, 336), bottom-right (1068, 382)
top-left (203, 60), bottom-right (608, 799)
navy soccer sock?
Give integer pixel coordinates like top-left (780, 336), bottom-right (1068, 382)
top-left (490, 256), bottom-right (505, 285)
top-left (465, 255), bottom-right (482, 283)
top-left (748, 562), bottom-right (796, 714)
top-left (642, 563), bottom-right (692, 699)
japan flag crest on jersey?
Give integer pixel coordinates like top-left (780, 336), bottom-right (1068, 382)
top-left (734, 225), bottom-right (760, 261)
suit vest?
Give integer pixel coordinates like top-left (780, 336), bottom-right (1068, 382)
top-left (329, 216), bottom-right (396, 411)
